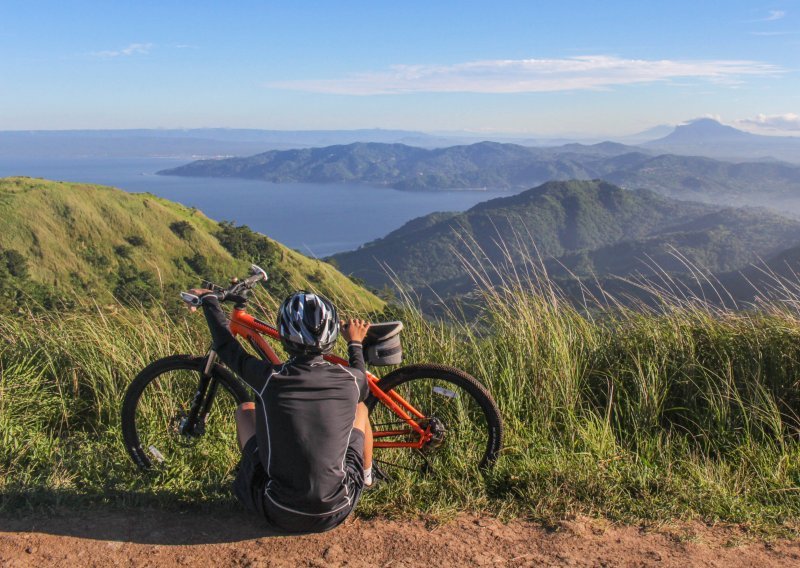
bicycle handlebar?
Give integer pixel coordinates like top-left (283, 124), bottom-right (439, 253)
top-left (180, 264), bottom-right (268, 307)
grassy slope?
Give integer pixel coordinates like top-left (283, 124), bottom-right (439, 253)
top-left (1, 279), bottom-right (799, 533)
top-left (0, 176), bottom-right (383, 311)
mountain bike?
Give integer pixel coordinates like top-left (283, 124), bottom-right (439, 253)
top-left (121, 265), bottom-right (503, 480)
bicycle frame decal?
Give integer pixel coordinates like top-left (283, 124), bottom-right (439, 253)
top-left (228, 308), bottom-right (432, 449)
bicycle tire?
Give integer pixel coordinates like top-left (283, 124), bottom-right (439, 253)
top-left (122, 354), bottom-right (250, 471)
top-left (365, 363), bottom-right (503, 475)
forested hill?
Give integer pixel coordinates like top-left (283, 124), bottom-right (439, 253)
top-left (329, 180), bottom-right (800, 298)
top-left (0, 177), bottom-right (383, 311)
top-left (158, 141), bottom-right (648, 190)
top-left (604, 154), bottom-right (800, 202)
top-left (158, 141), bottom-right (800, 208)
top-left (158, 141), bottom-right (581, 189)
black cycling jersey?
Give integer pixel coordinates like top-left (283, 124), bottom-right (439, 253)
top-left (202, 297), bottom-right (368, 517)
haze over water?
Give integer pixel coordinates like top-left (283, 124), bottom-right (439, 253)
top-left (0, 157), bottom-right (507, 257)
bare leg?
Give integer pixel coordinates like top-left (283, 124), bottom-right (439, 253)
top-left (352, 402), bottom-right (373, 469)
top-left (235, 402), bottom-right (256, 451)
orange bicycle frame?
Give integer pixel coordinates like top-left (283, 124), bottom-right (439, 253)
top-left (228, 308), bottom-right (432, 449)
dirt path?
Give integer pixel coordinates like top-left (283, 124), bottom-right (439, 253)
top-left (1, 508), bottom-right (799, 567)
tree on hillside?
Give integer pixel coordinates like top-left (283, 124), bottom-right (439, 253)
top-left (114, 264), bottom-right (161, 307)
top-left (215, 221), bottom-right (293, 297)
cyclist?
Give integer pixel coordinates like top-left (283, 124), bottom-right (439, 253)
top-left (189, 288), bottom-right (374, 533)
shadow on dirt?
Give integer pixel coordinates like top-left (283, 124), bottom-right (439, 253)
top-left (0, 489), bottom-right (286, 544)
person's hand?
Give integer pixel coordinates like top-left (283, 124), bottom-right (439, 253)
top-left (185, 288), bottom-right (213, 312)
top-left (340, 318), bottom-right (370, 343)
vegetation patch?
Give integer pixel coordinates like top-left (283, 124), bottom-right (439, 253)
top-left (1, 276), bottom-right (799, 534)
top-left (124, 235), bottom-right (146, 247)
top-left (169, 220), bottom-right (195, 240)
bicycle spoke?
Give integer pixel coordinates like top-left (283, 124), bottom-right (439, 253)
top-left (373, 457), bottom-right (419, 473)
top-left (414, 449), bottom-right (436, 475)
top-left (369, 372), bottom-right (494, 479)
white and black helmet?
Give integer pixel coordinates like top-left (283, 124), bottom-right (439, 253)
top-left (277, 291), bottom-right (339, 354)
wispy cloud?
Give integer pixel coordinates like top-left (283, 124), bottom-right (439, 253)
top-left (749, 10), bottom-right (788, 23)
top-left (739, 113), bottom-right (800, 132)
top-left (91, 43), bottom-right (153, 58)
top-left (763, 10), bottom-right (786, 21)
top-left (268, 55), bottom-right (782, 95)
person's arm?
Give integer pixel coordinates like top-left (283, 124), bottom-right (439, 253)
top-left (341, 318), bottom-right (370, 401)
top-left (192, 290), bottom-right (272, 392)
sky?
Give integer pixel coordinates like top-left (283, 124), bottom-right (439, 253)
top-left (0, 0), bottom-right (798, 137)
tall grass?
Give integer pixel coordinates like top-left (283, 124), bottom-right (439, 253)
top-left (2, 275), bottom-right (800, 532)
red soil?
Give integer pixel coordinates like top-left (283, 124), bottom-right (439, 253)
top-left (1, 509), bottom-right (799, 567)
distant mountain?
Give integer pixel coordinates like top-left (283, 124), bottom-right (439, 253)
top-left (158, 141), bottom-right (642, 190)
top-left (585, 239), bottom-right (800, 309)
top-left (612, 124), bottom-right (676, 145)
top-left (6, 121), bottom-right (796, 162)
top-left (329, 180), bottom-right (800, 300)
top-left (656, 119), bottom-right (752, 143)
top-left (0, 128), bottom-right (456, 159)
top-left (710, 244), bottom-right (800, 305)
top-left (645, 119), bottom-right (800, 164)
top-left (159, 140), bottom-right (800, 213)
top-left (606, 154), bottom-right (800, 205)
top-left (510, 124), bottom-right (675, 146)
top-left (0, 177), bottom-right (383, 311)
top-left (157, 140), bottom-right (652, 189)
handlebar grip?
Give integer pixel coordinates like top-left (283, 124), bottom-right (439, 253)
top-left (180, 291), bottom-right (203, 306)
top-left (245, 264), bottom-right (268, 286)
top-left (243, 274), bottom-right (263, 287)
top-left (180, 291), bottom-right (224, 306)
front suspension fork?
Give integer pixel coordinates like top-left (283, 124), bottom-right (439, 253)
top-left (180, 350), bottom-right (219, 436)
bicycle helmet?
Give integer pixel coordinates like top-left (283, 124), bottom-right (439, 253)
top-left (277, 290), bottom-right (339, 355)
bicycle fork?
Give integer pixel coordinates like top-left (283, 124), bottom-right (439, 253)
top-left (180, 350), bottom-right (220, 437)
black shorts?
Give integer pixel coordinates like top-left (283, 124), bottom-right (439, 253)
top-left (233, 430), bottom-right (365, 534)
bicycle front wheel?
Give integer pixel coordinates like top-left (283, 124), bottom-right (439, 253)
top-left (121, 355), bottom-right (250, 474)
top-left (366, 363), bottom-right (503, 478)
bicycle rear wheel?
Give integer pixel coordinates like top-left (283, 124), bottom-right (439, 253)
top-left (366, 363), bottom-right (503, 478)
top-left (121, 355), bottom-right (250, 474)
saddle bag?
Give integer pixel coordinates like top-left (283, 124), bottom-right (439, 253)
top-left (362, 321), bottom-right (403, 366)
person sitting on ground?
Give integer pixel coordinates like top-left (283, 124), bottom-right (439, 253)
top-left (189, 288), bottom-right (374, 533)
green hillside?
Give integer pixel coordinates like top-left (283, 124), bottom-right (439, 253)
top-left (0, 177), bottom-right (383, 311)
top-left (331, 180), bottom-right (800, 299)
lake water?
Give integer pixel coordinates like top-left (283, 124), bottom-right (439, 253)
top-left (0, 157), bottom-right (508, 257)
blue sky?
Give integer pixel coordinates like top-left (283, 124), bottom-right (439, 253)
top-left (1, 1), bottom-right (798, 136)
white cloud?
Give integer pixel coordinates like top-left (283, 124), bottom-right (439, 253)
top-left (268, 55), bottom-right (782, 95)
top-left (749, 10), bottom-right (787, 23)
top-left (764, 10), bottom-right (786, 21)
top-left (91, 43), bottom-right (153, 58)
top-left (739, 113), bottom-right (800, 132)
